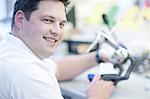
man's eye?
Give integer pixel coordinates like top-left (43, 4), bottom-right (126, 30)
top-left (60, 22), bottom-right (65, 28)
top-left (43, 19), bottom-right (54, 24)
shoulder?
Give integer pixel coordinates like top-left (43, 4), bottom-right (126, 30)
top-left (9, 62), bottom-right (63, 99)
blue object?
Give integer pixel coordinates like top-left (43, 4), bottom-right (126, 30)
top-left (87, 74), bottom-right (95, 82)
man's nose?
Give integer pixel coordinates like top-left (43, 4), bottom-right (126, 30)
top-left (50, 23), bottom-right (61, 35)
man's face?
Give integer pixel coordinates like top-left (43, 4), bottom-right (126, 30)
top-left (19, 0), bottom-right (67, 59)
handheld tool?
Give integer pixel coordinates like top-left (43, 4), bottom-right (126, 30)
top-left (87, 31), bottom-right (135, 85)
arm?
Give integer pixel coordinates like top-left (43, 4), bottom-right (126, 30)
top-left (55, 47), bottom-right (114, 81)
top-left (55, 52), bottom-right (115, 99)
top-left (56, 52), bottom-right (97, 81)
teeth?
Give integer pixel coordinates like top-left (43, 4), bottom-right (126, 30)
top-left (47, 38), bottom-right (55, 42)
top-left (44, 37), bottom-right (57, 43)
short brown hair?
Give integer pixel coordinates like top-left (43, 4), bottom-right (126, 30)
top-left (11, 0), bottom-right (70, 28)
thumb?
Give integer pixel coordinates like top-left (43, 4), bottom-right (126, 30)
top-left (91, 74), bottom-right (101, 82)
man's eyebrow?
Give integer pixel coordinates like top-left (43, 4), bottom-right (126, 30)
top-left (44, 15), bottom-right (67, 23)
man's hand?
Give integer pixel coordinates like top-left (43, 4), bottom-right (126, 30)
top-left (110, 46), bottom-right (128, 64)
top-left (87, 74), bottom-right (115, 99)
top-left (97, 45), bottom-right (128, 65)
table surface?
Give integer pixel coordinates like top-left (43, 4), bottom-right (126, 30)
top-left (59, 67), bottom-right (150, 99)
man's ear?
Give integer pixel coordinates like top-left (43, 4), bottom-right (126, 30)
top-left (14, 10), bottom-right (25, 29)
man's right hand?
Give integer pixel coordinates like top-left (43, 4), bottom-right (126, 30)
top-left (87, 74), bottom-right (114, 99)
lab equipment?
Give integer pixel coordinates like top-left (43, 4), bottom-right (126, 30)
top-left (87, 31), bottom-right (136, 85)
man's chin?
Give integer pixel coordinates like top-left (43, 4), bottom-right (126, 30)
top-left (47, 50), bottom-right (55, 56)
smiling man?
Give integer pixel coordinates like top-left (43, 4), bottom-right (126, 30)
top-left (12, 0), bottom-right (67, 59)
top-left (0, 0), bottom-right (114, 99)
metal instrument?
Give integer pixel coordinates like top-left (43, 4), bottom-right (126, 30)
top-left (87, 31), bottom-right (136, 85)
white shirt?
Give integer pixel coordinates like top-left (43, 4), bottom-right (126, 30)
top-left (0, 33), bottom-right (64, 99)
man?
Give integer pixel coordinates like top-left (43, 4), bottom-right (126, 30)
top-left (0, 0), bottom-right (114, 99)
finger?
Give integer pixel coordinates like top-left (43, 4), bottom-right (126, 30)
top-left (105, 81), bottom-right (115, 86)
top-left (92, 74), bottom-right (100, 82)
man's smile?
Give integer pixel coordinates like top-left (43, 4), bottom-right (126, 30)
top-left (43, 36), bottom-right (58, 45)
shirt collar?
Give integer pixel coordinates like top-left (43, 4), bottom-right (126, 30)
top-left (7, 33), bottom-right (37, 58)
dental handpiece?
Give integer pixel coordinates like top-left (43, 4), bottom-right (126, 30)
top-left (86, 18), bottom-right (122, 53)
top-left (86, 32), bottom-right (101, 53)
top-left (86, 30), bottom-right (119, 53)
top-left (100, 31), bottom-right (119, 49)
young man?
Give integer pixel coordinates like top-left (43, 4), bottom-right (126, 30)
top-left (0, 0), bottom-right (114, 99)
